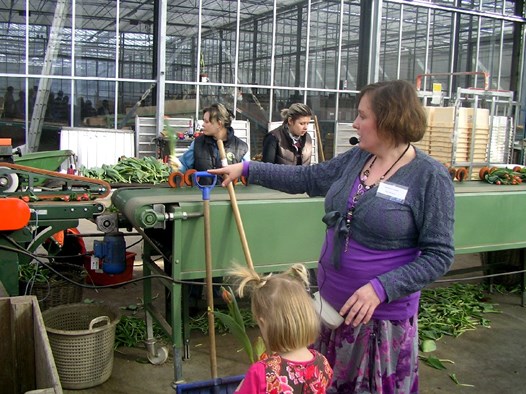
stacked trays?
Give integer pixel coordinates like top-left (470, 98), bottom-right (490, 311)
top-left (420, 107), bottom-right (490, 179)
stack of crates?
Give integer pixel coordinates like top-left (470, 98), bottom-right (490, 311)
top-left (454, 107), bottom-right (490, 165)
top-left (413, 109), bottom-right (432, 153)
top-left (419, 106), bottom-right (490, 178)
top-left (489, 116), bottom-right (511, 163)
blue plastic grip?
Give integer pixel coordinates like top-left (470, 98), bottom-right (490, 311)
top-left (193, 171), bottom-right (217, 200)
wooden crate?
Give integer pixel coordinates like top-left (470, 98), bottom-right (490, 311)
top-left (425, 125), bottom-right (489, 163)
top-left (0, 296), bottom-right (62, 394)
top-left (425, 106), bottom-right (456, 126)
top-left (458, 107), bottom-right (490, 129)
top-left (425, 107), bottom-right (490, 129)
top-left (414, 110), bottom-right (431, 152)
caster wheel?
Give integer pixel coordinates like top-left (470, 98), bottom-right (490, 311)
top-left (147, 345), bottom-right (169, 365)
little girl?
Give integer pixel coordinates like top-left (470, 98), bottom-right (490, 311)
top-left (232, 263), bottom-right (333, 393)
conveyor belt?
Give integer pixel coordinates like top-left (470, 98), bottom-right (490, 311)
top-left (115, 180), bottom-right (526, 382)
top-left (454, 181), bottom-right (526, 194)
top-left (112, 185), bottom-right (316, 228)
top-left (112, 180), bottom-right (526, 254)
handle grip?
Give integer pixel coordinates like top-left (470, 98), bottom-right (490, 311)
top-left (193, 171), bottom-right (217, 200)
top-left (89, 316), bottom-right (110, 330)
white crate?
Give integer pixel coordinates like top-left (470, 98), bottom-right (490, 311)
top-left (335, 123), bottom-right (358, 156)
top-left (60, 127), bottom-right (134, 168)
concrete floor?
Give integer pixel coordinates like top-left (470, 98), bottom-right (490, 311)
top-left (60, 222), bottom-right (526, 394)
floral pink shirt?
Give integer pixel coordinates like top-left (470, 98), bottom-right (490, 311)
top-left (235, 349), bottom-right (333, 393)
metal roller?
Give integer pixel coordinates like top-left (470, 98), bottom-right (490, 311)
top-left (0, 166), bottom-right (19, 193)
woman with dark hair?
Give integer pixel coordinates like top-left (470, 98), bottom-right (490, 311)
top-left (262, 103), bottom-right (313, 166)
top-left (211, 80), bottom-right (455, 393)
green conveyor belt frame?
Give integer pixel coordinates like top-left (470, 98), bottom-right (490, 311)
top-left (111, 182), bottom-right (526, 383)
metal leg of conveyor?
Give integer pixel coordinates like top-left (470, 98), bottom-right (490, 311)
top-left (168, 255), bottom-right (185, 386)
top-left (522, 249), bottom-right (525, 307)
top-left (182, 284), bottom-right (191, 360)
top-left (141, 243), bottom-right (179, 384)
top-left (142, 249), bottom-right (169, 366)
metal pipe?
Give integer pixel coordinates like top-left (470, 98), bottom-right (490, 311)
top-left (416, 71), bottom-right (490, 91)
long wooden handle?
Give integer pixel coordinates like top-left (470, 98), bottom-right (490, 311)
top-left (314, 115), bottom-right (325, 162)
top-left (216, 139), bottom-right (255, 271)
top-left (203, 199), bottom-right (218, 379)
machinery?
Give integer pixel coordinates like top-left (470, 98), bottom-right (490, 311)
top-left (3, 142), bottom-right (526, 385)
top-left (0, 145), bottom-right (111, 296)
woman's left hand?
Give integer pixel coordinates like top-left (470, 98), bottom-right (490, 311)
top-left (339, 283), bottom-right (381, 327)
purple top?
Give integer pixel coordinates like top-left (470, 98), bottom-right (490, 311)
top-left (242, 160), bottom-right (250, 177)
top-left (318, 236), bottom-right (420, 320)
top-left (243, 161), bottom-right (421, 320)
top-left (317, 176), bottom-right (420, 320)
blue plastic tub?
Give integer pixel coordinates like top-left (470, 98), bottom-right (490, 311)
top-left (175, 375), bottom-right (244, 394)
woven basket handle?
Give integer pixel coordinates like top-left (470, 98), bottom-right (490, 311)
top-left (89, 315), bottom-right (111, 330)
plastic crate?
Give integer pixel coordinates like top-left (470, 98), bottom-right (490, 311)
top-left (19, 263), bottom-right (86, 311)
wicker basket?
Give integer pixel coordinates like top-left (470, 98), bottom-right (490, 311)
top-left (19, 263), bottom-right (86, 311)
top-left (42, 303), bottom-right (121, 389)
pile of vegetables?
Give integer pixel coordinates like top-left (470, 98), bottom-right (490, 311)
top-left (19, 263), bottom-right (52, 284)
top-left (418, 283), bottom-right (500, 387)
top-left (115, 315), bottom-right (169, 349)
top-left (80, 156), bottom-right (170, 184)
top-left (446, 165), bottom-right (526, 184)
top-left (419, 283), bottom-right (498, 348)
top-left (448, 166), bottom-right (469, 182)
top-left (478, 166), bottom-right (526, 185)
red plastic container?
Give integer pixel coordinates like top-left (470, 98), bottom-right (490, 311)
top-left (83, 251), bottom-right (136, 286)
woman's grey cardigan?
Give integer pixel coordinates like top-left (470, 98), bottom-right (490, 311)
top-left (248, 146), bottom-right (455, 302)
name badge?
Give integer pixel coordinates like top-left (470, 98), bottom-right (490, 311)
top-left (376, 181), bottom-right (408, 203)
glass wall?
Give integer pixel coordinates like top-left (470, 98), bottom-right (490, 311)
top-left (0, 0), bottom-right (523, 158)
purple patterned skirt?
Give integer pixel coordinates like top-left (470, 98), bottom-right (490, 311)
top-left (312, 315), bottom-right (419, 394)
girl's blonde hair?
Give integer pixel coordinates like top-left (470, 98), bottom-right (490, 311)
top-left (228, 264), bottom-right (320, 354)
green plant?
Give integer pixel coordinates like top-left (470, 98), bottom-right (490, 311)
top-left (19, 263), bottom-right (51, 284)
top-left (213, 286), bottom-right (265, 363)
top-left (418, 283), bottom-right (500, 386)
top-left (419, 283), bottom-right (498, 349)
top-left (199, 52), bottom-right (206, 71)
top-left (114, 315), bottom-right (169, 349)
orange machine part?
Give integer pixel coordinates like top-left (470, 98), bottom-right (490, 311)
top-left (0, 198), bottom-right (31, 230)
top-left (0, 138), bottom-right (12, 146)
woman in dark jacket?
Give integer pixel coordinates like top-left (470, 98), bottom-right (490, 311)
top-left (262, 103), bottom-right (313, 166)
top-left (177, 103), bottom-right (249, 173)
